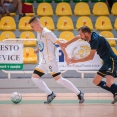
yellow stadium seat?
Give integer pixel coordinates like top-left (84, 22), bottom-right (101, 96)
top-left (20, 31), bottom-right (36, 46)
top-left (95, 16), bottom-right (112, 30)
top-left (37, 3), bottom-right (53, 16)
top-left (18, 16), bottom-right (32, 30)
top-left (93, 2), bottom-right (109, 16)
top-left (56, 2), bottom-right (72, 16)
top-left (100, 31), bottom-right (116, 47)
top-left (76, 16), bottom-right (93, 30)
top-left (39, 17), bottom-right (55, 30)
top-left (59, 31), bottom-right (74, 41)
top-left (24, 3), bottom-right (35, 16)
top-left (23, 47), bottom-right (38, 64)
top-left (0, 16), bottom-right (16, 30)
top-left (74, 2), bottom-right (91, 16)
top-left (114, 18), bottom-right (117, 30)
top-left (0, 31), bottom-right (15, 41)
top-left (57, 16), bottom-right (74, 30)
top-left (111, 2), bottom-right (117, 15)
top-left (111, 47), bottom-right (117, 55)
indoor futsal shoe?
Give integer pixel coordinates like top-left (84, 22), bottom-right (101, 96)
top-left (111, 94), bottom-right (117, 104)
top-left (44, 92), bottom-right (56, 104)
top-left (78, 91), bottom-right (85, 104)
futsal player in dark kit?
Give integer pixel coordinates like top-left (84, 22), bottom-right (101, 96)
top-left (59, 26), bottom-right (117, 104)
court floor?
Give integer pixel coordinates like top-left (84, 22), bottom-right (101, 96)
top-left (0, 93), bottom-right (117, 117)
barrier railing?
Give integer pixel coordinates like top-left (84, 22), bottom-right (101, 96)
top-left (1, 38), bottom-right (117, 79)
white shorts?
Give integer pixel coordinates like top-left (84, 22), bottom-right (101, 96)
top-left (35, 61), bottom-right (60, 75)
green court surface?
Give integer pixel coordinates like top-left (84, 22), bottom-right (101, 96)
top-left (0, 100), bottom-right (115, 104)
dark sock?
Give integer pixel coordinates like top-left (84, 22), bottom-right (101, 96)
top-left (77, 91), bottom-right (81, 96)
top-left (48, 92), bottom-right (53, 96)
top-left (110, 84), bottom-right (117, 94)
top-left (98, 81), bottom-right (115, 95)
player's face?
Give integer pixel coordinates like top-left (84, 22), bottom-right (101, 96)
top-left (30, 22), bottom-right (40, 32)
top-left (79, 30), bottom-right (89, 42)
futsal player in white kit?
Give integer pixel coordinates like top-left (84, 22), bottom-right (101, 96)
top-left (28, 16), bottom-right (84, 104)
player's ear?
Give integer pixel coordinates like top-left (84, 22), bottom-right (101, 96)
top-left (85, 32), bottom-right (89, 36)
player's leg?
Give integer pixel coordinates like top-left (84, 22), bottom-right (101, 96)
top-left (93, 74), bottom-right (115, 95)
top-left (93, 62), bottom-right (116, 96)
top-left (106, 75), bottom-right (117, 104)
top-left (105, 56), bottom-right (117, 104)
top-left (50, 61), bottom-right (84, 103)
top-left (31, 65), bottom-right (55, 104)
top-left (51, 72), bottom-right (84, 103)
top-left (32, 71), bottom-right (52, 95)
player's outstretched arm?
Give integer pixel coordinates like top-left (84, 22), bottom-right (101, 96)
top-left (61, 47), bottom-right (70, 65)
top-left (56, 40), bottom-right (70, 64)
top-left (68, 50), bottom-right (96, 65)
top-left (57, 35), bottom-right (81, 49)
top-left (66, 35), bottom-right (81, 47)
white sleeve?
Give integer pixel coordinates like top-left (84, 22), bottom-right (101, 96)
top-left (46, 32), bottom-right (58, 43)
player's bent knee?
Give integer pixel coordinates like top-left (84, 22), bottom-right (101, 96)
top-left (93, 79), bottom-right (99, 85)
top-left (93, 74), bottom-right (103, 85)
top-left (56, 77), bottom-right (64, 84)
top-left (106, 75), bottom-right (114, 87)
top-left (93, 79), bottom-right (96, 85)
top-left (53, 74), bottom-right (61, 81)
top-left (106, 82), bottom-right (112, 87)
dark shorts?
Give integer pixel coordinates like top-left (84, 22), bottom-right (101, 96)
top-left (97, 55), bottom-right (117, 78)
top-left (0, 4), bottom-right (17, 14)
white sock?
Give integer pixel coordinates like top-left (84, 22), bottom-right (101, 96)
top-left (32, 77), bottom-right (52, 95)
top-left (56, 77), bottom-right (80, 95)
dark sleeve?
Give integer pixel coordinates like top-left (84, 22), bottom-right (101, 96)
top-left (90, 38), bottom-right (99, 50)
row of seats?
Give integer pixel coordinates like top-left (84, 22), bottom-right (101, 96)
top-left (22, 0), bottom-right (116, 3)
top-left (0, 31), bottom-right (116, 47)
top-left (36, 2), bottom-right (117, 16)
top-left (0, 16), bottom-right (117, 31)
top-left (0, 31), bottom-right (36, 47)
top-left (6, 2), bottom-right (117, 16)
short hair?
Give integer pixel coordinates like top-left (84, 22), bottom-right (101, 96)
top-left (28, 16), bottom-right (38, 24)
top-left (78, 26), bottom-right (91, 34)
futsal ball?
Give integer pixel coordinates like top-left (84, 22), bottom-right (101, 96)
top-left (11, 92), bottom-right (22, 104)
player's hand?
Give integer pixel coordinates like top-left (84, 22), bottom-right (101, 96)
top-left (68, 57), bottom-right (78, 65)
top-left (6, 10), bottom-right (10, 16)
top-left (34, 48), bottom-right (39, 54)
top-left (65, 56), bottom-right (70, 65)
top-left (59, 42), bottom-right (67, 49)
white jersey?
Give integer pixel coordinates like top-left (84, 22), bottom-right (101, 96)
top-left (37, 27), bottom-right (58, 63)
